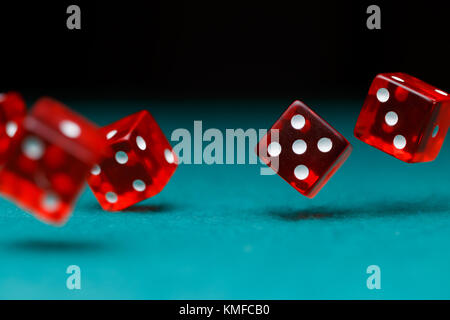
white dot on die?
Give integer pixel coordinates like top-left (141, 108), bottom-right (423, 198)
top-left (133, 179), bottom-right (146, 192)
top-left (393, 135), bottom-right (406, 149)
top-left (59, 120), bottom-right (81, 138)
top-left (385, 111), bottom-right (399, 126)
top-left (376, 88), bottom-right (390, 102)
top-left (6, 121), bottom-right (18, 138)
top-left (432, 125), bottom-right (439, 138)
top-left (292, 139), bottom-right (307, 155)
top-left (317, 138), bottom-right (333, 153)
top-left (136, 136), bottom-right (146, 150)
top-left (41, 193), bottom-right (60, 213)
top-left (115, 151), bottom-right (128, 164)
top-left (435, 89), bottom-right (448, 96)
top-left (105, 192), bottom-right (118, 203)
top-left (106, 130), bottom-right (117, 140)
top-left (291, 114), bottom-right (306, 130)
top-left (294, 165), bottom-right (309, 180)
top-left (91, 165), bottom-right (101, 175)
top-left (164, 149), bottom-right (175, 164)
top-left (268, 142), bottom-right (282, 157)
top-left (22, 136), bottom-right (45, 160)
top-left (391, 76), bottom-right (404, 82)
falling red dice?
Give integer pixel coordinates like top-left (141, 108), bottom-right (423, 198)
top-left (0, 92), bottom-right (26, 165)
top-left (87, 110), bottom-right (177, 211)
top-left (0, 97), bottom-right (104, 225)
top-left (256, 100), bottom-right (352, 198)
top-left (354, 73), bottom-right (450, 163)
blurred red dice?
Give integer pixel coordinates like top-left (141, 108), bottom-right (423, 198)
top-left (0, 97), bottom-right (104, 225)
top-left (87, 110), bottom-right (177, 211)
top-left (0, 92), bottom-right (26, 165)
top-left (257, 100), bottom-right (352, 198)
top-left (354, 73), bottom-right (450, 163)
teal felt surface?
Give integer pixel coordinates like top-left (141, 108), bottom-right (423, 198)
top-left (0, 99), bottom-right (449, 299)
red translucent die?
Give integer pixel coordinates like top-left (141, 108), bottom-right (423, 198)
top-left (0, 92), bottom-right (26, 164)
top-left (354, 73), bottom-right (450, 163)
top-left (256, 100), bottom-right (352, 198)
top-left (0, 97), bottom-right (104, 225)
top-left (87, 110), bottom-right (178, 211)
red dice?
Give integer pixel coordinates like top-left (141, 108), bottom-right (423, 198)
top-left (87, 110), bottom-right (177, 211)
top-left (0, 92), bottom-right (26, 165)
top-left (0, 97), bottom-right (104, 225)
top-left (355, 73), bottom-right (450, 163)
top-left (256, 100), bottom-right (352, 198)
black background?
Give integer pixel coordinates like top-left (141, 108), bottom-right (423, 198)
top-left (0, 0), bottom-right (449, 101)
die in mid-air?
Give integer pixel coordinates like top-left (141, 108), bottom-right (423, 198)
top-left (87, 110), bottom-right (178, 211)
top-left (256, 100), bottom-right (352, 198)
top-left (0, 97), bottom-right (104, 225)
top-left (354, 73), bottom-right (450, 163)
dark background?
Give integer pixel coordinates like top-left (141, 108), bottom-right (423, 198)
top-left (0, 0), bottom-right (449, 101)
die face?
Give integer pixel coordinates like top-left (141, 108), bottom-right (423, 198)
top-left (0, 98), bottom-right (103, 225)
top-left (88, 139), bottom-right (155, 211)
top-left (0, 92), bottom-right (26, 164)
top-left (0, 134), bottom-right (90, 224)
top-left (102, 111), bottom-right (141, 143)
top-left (257, 100), bottom-right (352, 198)
top-left (87, 110), bottom-right (177, 211)
top-left (383, 73), bottom-right (450, 102)
top-left (354, 73), bottom-right (450, 163)
top-left (419, 103), bottom-right (450, 162)
top-left (27, 97), bottom-right (105, 164)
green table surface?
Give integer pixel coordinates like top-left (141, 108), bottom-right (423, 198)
top-left (0, 99), bottom-right (449, 299)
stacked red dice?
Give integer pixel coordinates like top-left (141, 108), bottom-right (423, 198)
top-left (355, 73), bottom-right (450, 163)
top-left (87, 110), bottom-right (178, 211)
top-left (257, 100), bottom-right (352, 198)
top-left (0, 97), bottom-right (104, 225)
